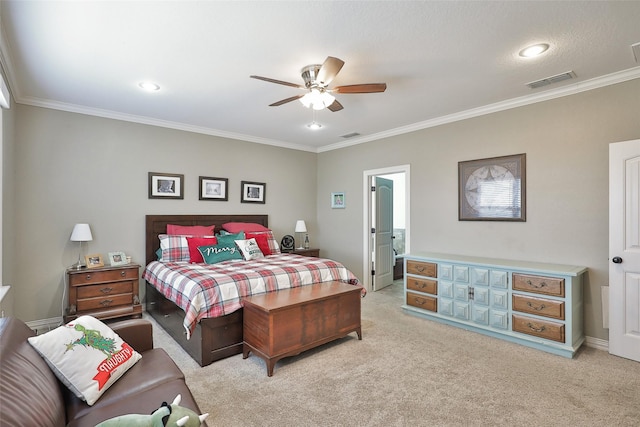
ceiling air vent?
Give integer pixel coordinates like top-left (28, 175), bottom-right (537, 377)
top-left (340, 132), bottom-right (361, 139)
top-left (526, 71), bottom-right (576, 89)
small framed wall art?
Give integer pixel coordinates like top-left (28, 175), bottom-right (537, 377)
top-left (108, 251), bottom-right (128, 266)
top-left (331, 192), bottom-right (345, 209)
top-left (458, 153), bottom-right (526, 221)
top-left (241, 181), bottom-right (266, 204)
top-left (199, 176), bottom-right (228, 201)
top-left (85, 254), bottom-right (104, 269)
top-left (148, 172), bottom-right (184, 199)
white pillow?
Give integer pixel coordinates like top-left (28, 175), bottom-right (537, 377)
top-left (235, 238), bottom-right (265, 260)
top-left (27, 315), bottom-right (142, 405)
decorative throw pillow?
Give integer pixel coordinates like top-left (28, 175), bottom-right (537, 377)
top-left (159, 234), bottom-right (215, 262)
top-left (186, 236), bottom-right (218, 263)
top-left (27, 315), bottom-right (142, 406)
top-left (198, 241), bottom-right (243, 264)
top-left (166, 224), bottom-right (215, 236)
top-left (245, 230), bottom-right (280, 254)
top-left (244, 232), bottom-right (272, 256)
top-left (222, 222), bottom-right (270, 233)
top-left (235, 238), bottom-right (265, 260)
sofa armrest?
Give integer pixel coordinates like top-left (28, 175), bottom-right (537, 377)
top-left (108, 319), bottom-right (153, 353)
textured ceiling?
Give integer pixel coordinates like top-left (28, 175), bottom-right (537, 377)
top-left (1, 1), bottom-right (639, 152)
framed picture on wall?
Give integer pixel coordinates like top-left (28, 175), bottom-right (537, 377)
top-left (241, 181), bottom-right (266, 204)
top-left (331, 192), bottom-right (345, 209)
top-left (148, 172), bottom-right (184, 199)
top-left (199, 176), bottom-right (228, 201)
top-left (458, 153), bottom-right (526, 221)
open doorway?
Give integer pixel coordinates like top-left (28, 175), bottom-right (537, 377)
top-left (362, 165), bottom-right (410, 293)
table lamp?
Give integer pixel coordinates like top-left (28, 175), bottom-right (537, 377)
top-left (295, 220), bottom-right (308, 250)
top-left (70, 223), bottom-right (93, 269)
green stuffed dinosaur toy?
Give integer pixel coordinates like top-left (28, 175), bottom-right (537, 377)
top-left (96, 394), bottom-right (209, 427)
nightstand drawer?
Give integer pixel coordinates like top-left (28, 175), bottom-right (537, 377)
top-left (406, 260), bottom-right (437, 278)
top-left (406, 277), bottom-right (437, 295)
top-left (512, 294), bottom-right (565, 320)
top-left (77, 281), bottom-right (133, 299)
top-left (77, 293), bottom-right (133, 312)
top-left (69, 268), bottom-right (138, 286)
top-left (512, 314), bottom-right (565, 343)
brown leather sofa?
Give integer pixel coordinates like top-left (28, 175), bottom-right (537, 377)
top-left (0, 316), bottom-right (207, 427)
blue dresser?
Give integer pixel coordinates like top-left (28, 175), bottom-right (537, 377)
top-left (403, 252), bottom-right (587, 358)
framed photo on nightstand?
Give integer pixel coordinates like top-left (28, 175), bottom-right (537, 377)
top-left (108, 251), bottom-right (128, 266)
top-left (85, 254), bottom-right (104, 269)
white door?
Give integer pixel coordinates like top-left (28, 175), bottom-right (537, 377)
top-left (374, 177), bottom-right (394, 291)
top-left (609, 139), bottom-right (640, 362)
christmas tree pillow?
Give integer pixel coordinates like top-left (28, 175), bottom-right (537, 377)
top-left (27, 315), bottom-right (142, 405)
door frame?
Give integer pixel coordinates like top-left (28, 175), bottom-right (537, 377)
top-left (362, 164), bottom-right (411, 293)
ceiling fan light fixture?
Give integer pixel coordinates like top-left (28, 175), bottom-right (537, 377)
top-left (138, 81), bottom-right (160, 91)
top-left (519, 43), bottom-right (550, 58)
top-left (307, 121), bottom-right (322, 130)
top-left (299, 89), bottom-right (335, 110)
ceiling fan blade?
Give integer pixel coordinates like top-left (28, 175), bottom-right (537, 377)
top-left (250, 75), bottom-right (305, 89)
top-left (333, 83), bottom-right (387, 94)
top-left (316, 56), bottom-right (345, 86)
top-left (269, 94), bottom-right (304, 107)
top-left (327, 99), bottom-right (344, 112)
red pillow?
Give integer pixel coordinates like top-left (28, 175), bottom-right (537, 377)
top-left (245, 232), bottom-right (272, 256)
top-left (167, 224), bottom-right (215, 236)
top-left (186, 236), bottom-right (218, 263)
top-left (222, 222), bottom-right (269, 233)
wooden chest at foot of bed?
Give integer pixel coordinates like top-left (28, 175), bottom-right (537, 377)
top-left (242, 281), bottom-right (362, 376)
top-left (145, 282), bottom-right (243, 366)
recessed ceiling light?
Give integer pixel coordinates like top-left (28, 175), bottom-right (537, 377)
top-left (138, 81), bottom-right (160, 91)
top-left (307, 122), bottom-right (322, 130)
top-left (519, 43), bottom-right (550, 58)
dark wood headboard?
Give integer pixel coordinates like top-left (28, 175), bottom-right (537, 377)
top-left (145, 214), bottom-right (269, 266)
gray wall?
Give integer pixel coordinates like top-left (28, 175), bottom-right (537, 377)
top-left (8, 104), bottom-right (317, 322)
top-left (317, 78), bottom-right (640, 341)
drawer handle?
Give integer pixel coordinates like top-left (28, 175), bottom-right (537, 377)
top-left (416, 281), bottom-right (427, 289)
top-left (86, 274), bottom-right (92, 280)
top-left (526, 301), bottom-right (546, 311)
top-left (99, 299), bottom-right (114, 307)
top-left (121, 271), bottom-right (126, 277)
top-left (100, 287), bottom-right (113, 294)
top-left (526, 279), bottom-right (547, 289)
top-left (413, 296), bottom-right (427, 306)
top-left (526, 322), bottom-right (546, 333)
top-left (415, 266), bottom-right (426, 273)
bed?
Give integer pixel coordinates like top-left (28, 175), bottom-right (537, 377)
top-left (143, 214), bottom-right (361, 366)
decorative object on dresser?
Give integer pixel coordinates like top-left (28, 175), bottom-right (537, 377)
top-left (242, 281), bottom-right (362, 376)
top-left (199, 176), bottom-right (228, 201)
top-left (331, 192), bottom-right (345, 208)
top-left (403, 252), bottom-right (587, 358)
top-left (148, 172), bottom-right (184, 199)
top-left (85, 254), bottom-right (104, 269)
top-left (240, 181), bottom-right (265, 203)
top-left (70, 223), bottom-right (93, 270)
top-left (280, 234), bottom-right (295, 252)
top-left (65, 263), bottom-right (142, 323)
top-left (458, 153), bottom-right (526, 221)
top-left (294, 220), bottom-right (308, 249)
top-left (107, 251), bottom-right (128, 266)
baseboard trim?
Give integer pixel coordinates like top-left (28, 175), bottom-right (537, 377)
top-left (584, 335), bottom-right (609, 352)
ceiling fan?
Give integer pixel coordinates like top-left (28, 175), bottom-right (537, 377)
top-left (250, 56), bottom-right (387, 112)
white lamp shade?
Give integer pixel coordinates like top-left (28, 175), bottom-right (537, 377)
top-left (70, 223), bottom-right (93, 242)
top-left (294, 220), bottom-right (307, 233)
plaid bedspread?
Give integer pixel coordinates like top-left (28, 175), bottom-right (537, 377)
top-left (142, 254), bottom-right (362, 338)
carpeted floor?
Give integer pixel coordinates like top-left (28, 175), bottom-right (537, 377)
top-left (147, 281), bottom-right (640, 426)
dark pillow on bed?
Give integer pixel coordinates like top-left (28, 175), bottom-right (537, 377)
top-left (186, 236), bottom-right (218, 263)
top-left (198, 242), bottom-right (243, 264)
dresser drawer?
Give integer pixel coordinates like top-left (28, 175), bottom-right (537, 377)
top-left (512, 294), bottom-right (565, 320)
top-left (406, 277), bottom-right (437, 295)
top-left (406, 291), bottom-right (437, 312)
top-left (69, 268), bottom-right (138, 286)
top-left (76, 281), bottom-right (133, 299)
top-left (512, 273), bottom-right (565, 297)
top-left (77, 293), bottom-right (133, 312)
top-left (512, 314), bottom-right (565, 343)
top-left (406, 260), bottom-right (437, 278)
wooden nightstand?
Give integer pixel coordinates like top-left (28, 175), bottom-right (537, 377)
top-left (65, 264), bottom-right (142, 323)
top-left (291, 248), bottom-right (320, 257)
